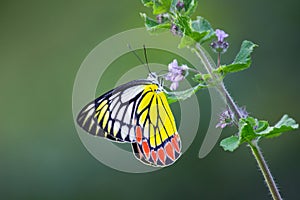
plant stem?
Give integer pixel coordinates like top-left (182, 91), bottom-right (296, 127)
top-left (249, 142), bottom-right (283, 200)
top-left (217, 52), bottom-right (221, 68)
top-left (193, 43), bottom-right (282, 200)
top-left (217, 83), bottom-right (243, 121)
top-left (193, 44), bottom-right (243, 120)
top-left (194, 44), bottom-right (216, 78)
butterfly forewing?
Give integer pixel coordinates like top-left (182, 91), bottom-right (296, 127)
top-left (77, 79), bottom-right (182, 167)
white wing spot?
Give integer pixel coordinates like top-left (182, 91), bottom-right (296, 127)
top-left (123, 102), bottom-right (133, 125)
top-left (144, 120), bottom-right (149, 139)
top-left (121, 125), bottom-right (129, 140)
top-left (121, 86), bottom-right (144, 103)
top-left (107, 120), bottom-right (112, 133)
top-left (84, 103), bottom-right (95, 112)
top-left (116, 105), bottom-right (126, 121)
top-left (83, 108), bottom-right (94, 126)
top-left (113, 121), bottom-right (120, 136)
top-left (111, 102), bottom-right (121, 118)
top-left (110, 97), bottom-right (119, 111)
top-left (109, 92), bottom-right (120, 101)
top-left (129, 127), bottom-right (135, 142)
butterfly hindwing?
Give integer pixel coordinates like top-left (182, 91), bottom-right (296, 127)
top-left (132, 86), bottom-right (182, 166)
top-left (77, 79), bottom-right (182, 167)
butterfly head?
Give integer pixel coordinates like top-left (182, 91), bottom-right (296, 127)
top-left (147, 72), bottom-right (158, 80)
top-left (147, 72), bottom-right (164, 92)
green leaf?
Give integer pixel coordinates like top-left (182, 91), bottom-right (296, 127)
top-left (176, 16), bottom-right (214, 48)
top-left (153, 0), bottom-right (172, 14)
top-left (238, 115), bottom-right (298, 143)
top-left (239, 117), bottom-right (258, 143)
top-left (220, 117), bottom-right (257, 152)
top-left (256, 120), bottom-right (269, 132)
top-left (175, 14), bottom-right (192, 34)
top-left (216, 40), bottom-right (258, 76)
top-left (141, 0), bottom-right (172, 15)
top-left (191, 16), bottom-right (215, 43)
top-left (257, 115), bottom-right (299, 138)
top-left (220, 135), bottom-right (240, 152)
top-left (140, 13), bottom-right (171, 33)
top-left (183, 0), bottom-right (198, 16)
top-left (178, 31), bottom-right (208, 48)
top-left (220, 115), bottom-right (298, 152)
top-left (166, 83), bottom-right (206, 104)
top-left (170, 0), bottom-right (178, 12)
top-left (192, 73), bottom-right (212, 85)
top-left (234, 41), bottom-right (257, 63)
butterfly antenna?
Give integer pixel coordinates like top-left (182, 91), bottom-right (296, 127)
top-left (143, 45), bottom-right (151, 74)
top-left (127, 44), bottom-right (150, 74)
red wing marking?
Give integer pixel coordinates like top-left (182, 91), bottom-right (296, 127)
top-left (151, 150), bottom-right (158, 164)
top-left (171, 136), bottom-right (180, 153)
top-left (157, 148), bottom-right (166, 165)
top-left (142, 140), bottom-right (150, 159)
top-left (165, 142), bottom-right (175, 160)
top-left (135, 126), bottom-right (142, 143)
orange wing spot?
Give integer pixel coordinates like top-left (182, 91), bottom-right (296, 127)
top-left (136, 126), bottom-right (142, 143)
top-left (165, 142), bottom-right (175, 160)
top-left (142, 140), bottom-right (150, 159)
top-left (158, 148), bottom-right (166, 164)
top-left (151, 150), bottom-right (158, 163)
top-left (171, 136), bottom-right (180, 153)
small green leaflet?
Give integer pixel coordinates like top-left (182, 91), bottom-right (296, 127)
top-left (220, 115), bottom-right (299, 152)
top-left (215, 40), bottom-right (258, 76)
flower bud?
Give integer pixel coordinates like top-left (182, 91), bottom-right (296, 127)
top-left (176, 1), bottom-right (184, 11)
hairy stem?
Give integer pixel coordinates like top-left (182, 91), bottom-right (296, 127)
top-left (193, 43), bottom-right (282, 200)
top-left (217, 52), bottom-right (221, 68)
top-left (194, 43), bottom-right (216, 77)
top-left (217, 83), bottom-right (243, 122)
top-left (193, 44), bottom-right (243, 120)
top-left (249, 142), bottom-right (283, 200)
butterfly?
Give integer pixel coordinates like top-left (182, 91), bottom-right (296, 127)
top-left (77, 68), bottom-right (182, 167)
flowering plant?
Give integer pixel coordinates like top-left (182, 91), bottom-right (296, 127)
top-left (141, 0), bottom-right (298, 199)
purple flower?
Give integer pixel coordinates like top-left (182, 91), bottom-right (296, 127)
top-left (170, 81), bottom-right (179, 91)
top-left (156, 14), bottom-right (169, 24)
top-left (165, 59), bottom-right (189, 91)
top-left (216, 109), bottom-right (234, 129)
top-left (215, 29), bottom-right (229, 42)
top-left (239, 106), bottom-right (249, 118)
top-left (211, 29), bottom-right (229, 54)
top-left (171, 23), bottom-right (179, 35)
top-left (176, 1), bottom-right (184, 10)
top-left (156, 14), bottom-right (163, 24)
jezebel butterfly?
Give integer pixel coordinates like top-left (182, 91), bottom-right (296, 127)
top-left (77, 73), bottom-right (182, 167)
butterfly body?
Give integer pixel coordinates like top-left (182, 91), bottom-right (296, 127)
top-left (77, 75), bottom-right (182, 167)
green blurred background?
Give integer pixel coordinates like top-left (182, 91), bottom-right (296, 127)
top-left (1, 0), bottom-right (300, 199)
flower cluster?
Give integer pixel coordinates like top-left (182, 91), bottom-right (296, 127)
top-left (216, 109), bottom-right (235, 129)
top-left (170, 24), bottom-right (180, 36)
top-left (165, 59), bottom-right (189, 91)
top-left (211, 29), bottom-right (229, 54)
top-left (176, 1), bottom-right (185, 10)
top-left (155, 1), bottom-right (184, 36)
